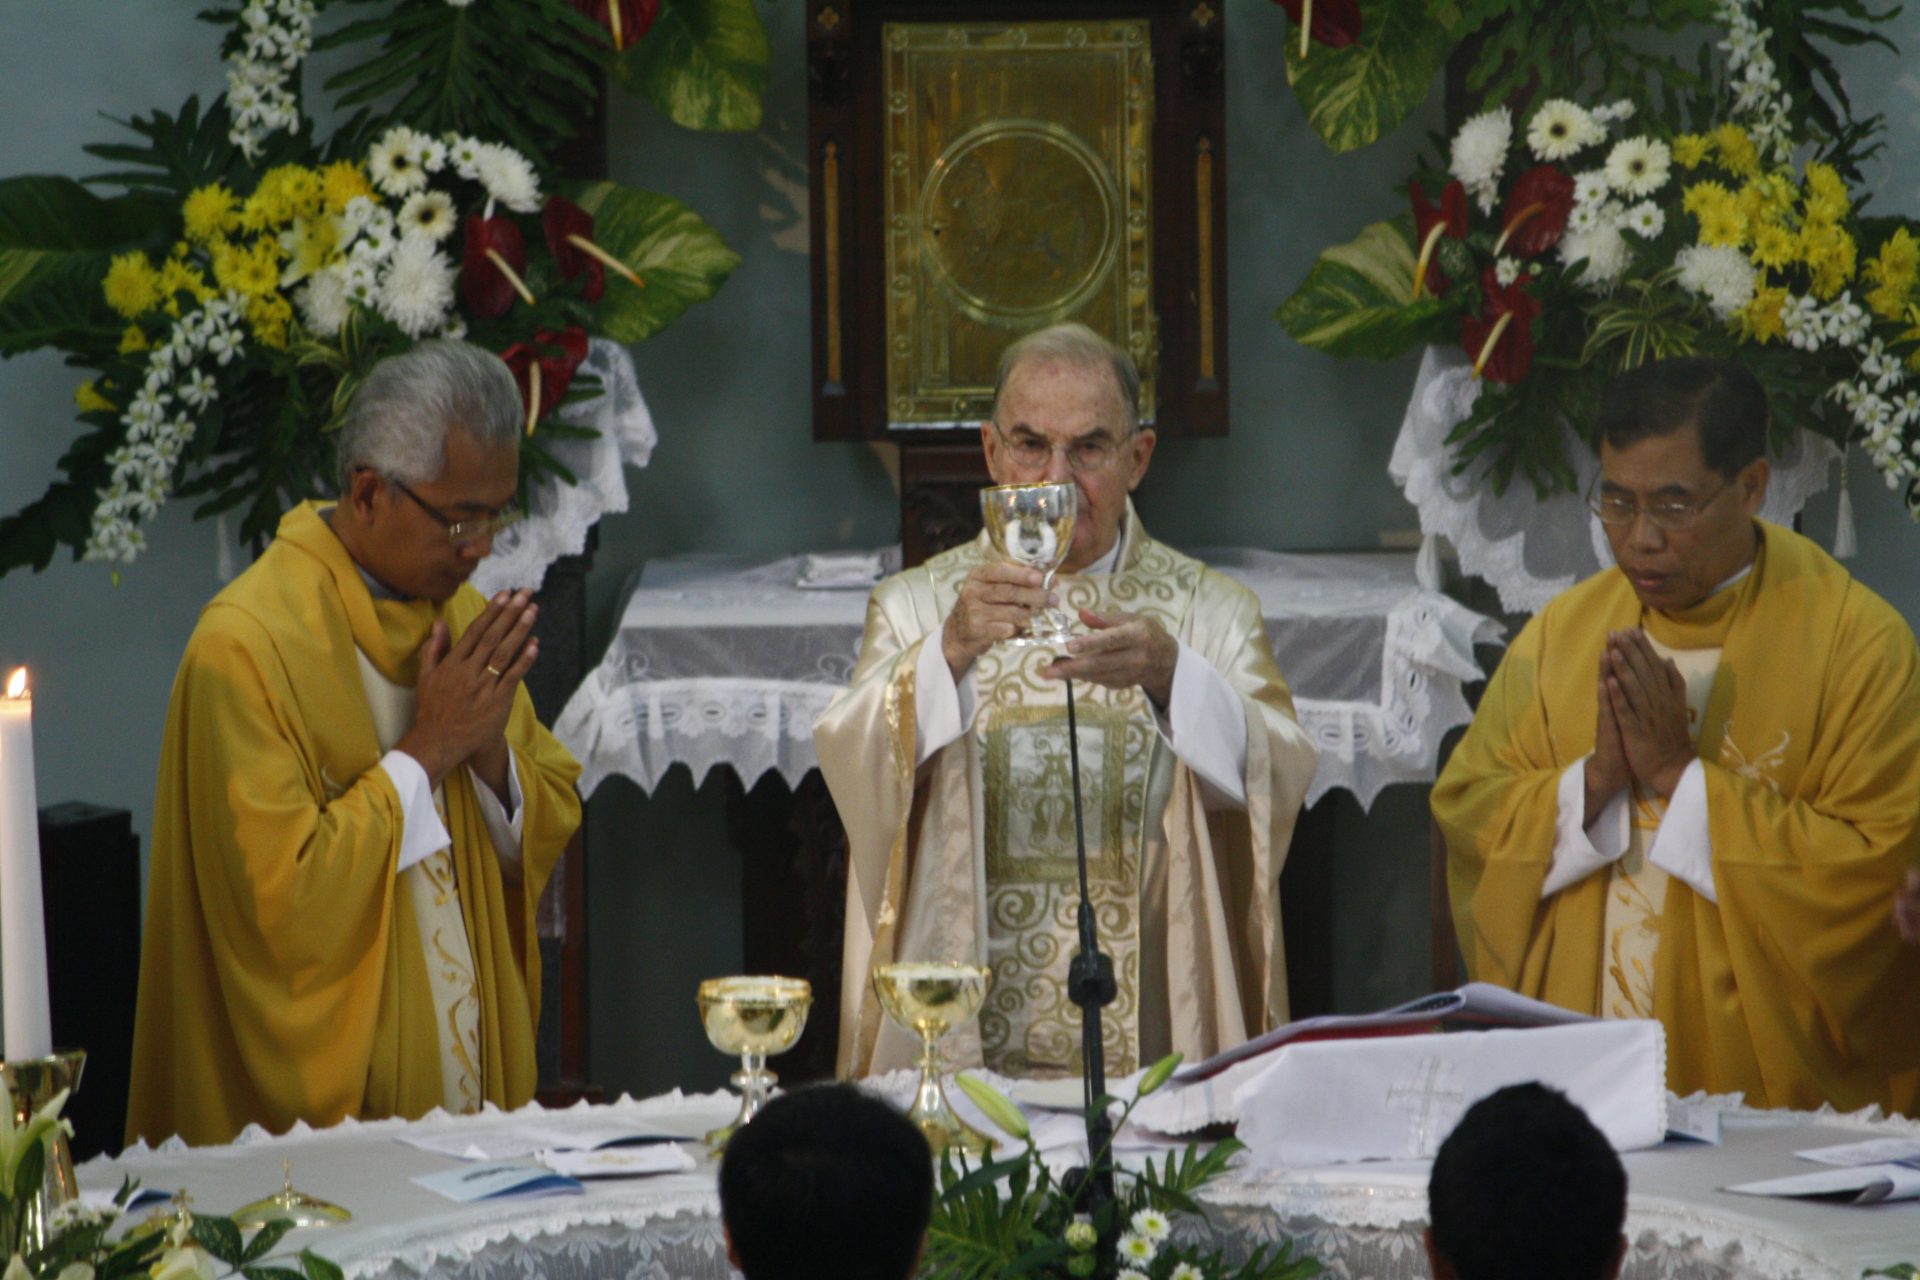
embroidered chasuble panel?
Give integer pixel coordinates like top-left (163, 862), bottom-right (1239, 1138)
top-left (1601, 641), bottom-right (1719, 1021)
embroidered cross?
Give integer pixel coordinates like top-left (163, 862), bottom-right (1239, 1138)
top-left (1387, 1055), bottom-right (1466, 1153)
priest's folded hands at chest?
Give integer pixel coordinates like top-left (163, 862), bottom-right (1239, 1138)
top-left (815, 323), bottom-right (1319, 1079)
top-left (1434, 356), bottom-right (1920, 1115)
top-left (127, 340), bottom-right (583, 1147)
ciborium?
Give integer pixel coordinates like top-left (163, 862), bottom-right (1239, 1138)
top-left (981, 482), bottom-right (1078, 646)
top-left (697, 975), bottom-right (812, 1153)
top-left (1, 1049), bottom-right (85, 1255)
top-left (232, 1158), bottom-right (351, 1229)
top-left (871, 961), bottom-right (994, 1157)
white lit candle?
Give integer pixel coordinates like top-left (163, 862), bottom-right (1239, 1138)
top-left (0, 667), bottom-right (53, 1059)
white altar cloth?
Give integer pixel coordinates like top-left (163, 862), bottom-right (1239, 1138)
top-left (80, 1084), bottom-right (1920, 1280)
top-left (555, 547), bottom-right (1504, 811)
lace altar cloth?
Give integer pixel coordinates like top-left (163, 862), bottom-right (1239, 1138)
top-left (468, 338), bottom-right (657, 599)
top-left (82, 1085), bottom-right (1919, 1280)
top-left (1390, 346), bottom-right (1841, 615)
top-left (553, 547), bottom-right (1505, 811)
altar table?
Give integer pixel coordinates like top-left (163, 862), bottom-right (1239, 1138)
top-left (555, 547), bottom-right (1504, 811)
top-left (81, 1085), bottom-right (1920, 1280)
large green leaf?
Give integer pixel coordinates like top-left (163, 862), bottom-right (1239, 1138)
top-left (0, 176), bottom-right (167, 354)
top-left (1275, 216), bottom-right (1452, 359)
top-left (568, 180), bottom-right (741, 343)
top-left (615, 0), bottom-right (771, 132)
top-left (1285, 0), bottom-right (1452, 154)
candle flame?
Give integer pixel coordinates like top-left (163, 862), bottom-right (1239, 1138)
top-left (5, 667), bottom-right (25, 699)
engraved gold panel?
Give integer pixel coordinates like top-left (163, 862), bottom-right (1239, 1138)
top-left (982, 701), bottom-right (1130, 884)
top-left (883, 20), bottom-right (1155, 429)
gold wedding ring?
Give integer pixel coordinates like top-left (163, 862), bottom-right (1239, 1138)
top-left (485, 663), bottom-right (504, 677)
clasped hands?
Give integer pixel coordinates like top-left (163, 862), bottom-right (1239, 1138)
top-left (1584, 629), bottom-right (1694, 823)
top-left (940, 562), bottom-right (1177, 709)
top-left (396, 588), bottom-right (539, 797)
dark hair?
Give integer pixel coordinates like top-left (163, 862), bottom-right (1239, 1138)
top-left (1428, 1083), bottom-right (1627, 1280)
top-left (1596, 356), bottom-right (1767, 477)
top-left (719, 1084), bottom-right (933, 1280)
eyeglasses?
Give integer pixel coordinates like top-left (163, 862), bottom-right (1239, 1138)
top-left (992, 422), bottom-right (1129, 474)
top-left (1587, 477), bottom-right (1733, 531)
top-left (393, 479), bottom-right (522, 546)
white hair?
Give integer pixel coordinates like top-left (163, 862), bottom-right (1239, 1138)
top-left (990, 322), bottom-right (1141, 432)
top-left (335, 339), bottom-right (522, 486)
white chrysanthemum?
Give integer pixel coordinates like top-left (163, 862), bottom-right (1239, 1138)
top-left (1117, 1233), bottom-right (1157, 1264)
top-left (1676, 243), bottom-right (1757, 319)
top-left (1527, 99), bottom-right (1599, 161)
top-left (376, 236), bottom-right (457, 337)
top-left (474, 142), bottom-right (542, 213)
top-left (1568, 203), bottom-right (1602, 234)
top-left (1130, 1209), bottom-right (1171, 1242)
top-left (1624, 201), bottom-right (1665, 238)
top-left (409, 132), bottom-right (448, 174)
top-left (448, 134), bottom-right (486, 181)
top-left (1605, 137), bottom-right (1671, 197)
top-left (397, 190), bottom-right (458, 243)
top-left (351, 210), bottom-right (399, 265)
top-left (1118, 1272), bottom-right (1149, 1280)
top-left (1572, 170), bottom-right (1611, 211)
top-left (1495, 256), bottom-right (1522, 286)
top-left (1559, 225), bottom-right (1630, 291)
top-left (369, 127), bottom-right (430, 197)
top-left (296, 269), bottom-right (352, 337)
top-left (1450, 107), bottom-right (1512, 214)
top-left (1170, 1265), bottom-right (1205, 1280)
top-left (1591, 98), bottom-right (1636, 124)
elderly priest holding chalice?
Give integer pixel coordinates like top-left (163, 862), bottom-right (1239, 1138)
top-left (816, 322), bottom-right (1319, 1080)
top-left (127, 340), bottom-right (583, 1147)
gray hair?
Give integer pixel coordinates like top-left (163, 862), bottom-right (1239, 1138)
top-left (335, 339), bottom-right (523, 487)
top-left (990, 322), bottom-right (1141, 433)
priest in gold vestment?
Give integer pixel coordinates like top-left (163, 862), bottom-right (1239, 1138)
top-left (128, 341), bottom-right (582, 1146)
top-left (1435, 357), bottom-right (1920, 1114)
top-left (817, 324), bottom-right (1318, 1079)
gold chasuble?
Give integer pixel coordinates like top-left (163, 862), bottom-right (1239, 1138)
top-left (1434, 523), bottom-right (1920, 1113)
top-left (817, 506), bottom-right (1318, 1079)
top-left (127, 503), bottom-right (582, 1146)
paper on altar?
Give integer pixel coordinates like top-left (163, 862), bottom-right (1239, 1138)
top-left (397, 1119), bottom-right (686, 1161)
top-left (411, 1161), bottom-right (583, 1202)
top-left (1725, 1163), bottom-right (1920, 1204)
top-left (537, 1145), bottom-right (697, 1179)
top-left (1794, 1136), bottom-right (1920, 1168)
top-left (1233, 1021), bottom-right (1667, 1170)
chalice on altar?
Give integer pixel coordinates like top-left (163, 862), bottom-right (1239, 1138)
top-left (872, 961), bottom-right (994, 1157)
top-left (697, 975), bottom-right (812, 1153)
top-left (981, 482), bottom-right (1077, 646)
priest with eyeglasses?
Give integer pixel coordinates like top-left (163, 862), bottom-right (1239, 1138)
top-left (1434, 356), bottom-right (1920, 1114)
top-left (816, 323), bottom-right (1319, 1080)
top-left (128, 339), bottom-right (582, 1146)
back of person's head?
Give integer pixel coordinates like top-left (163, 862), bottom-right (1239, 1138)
top-left (1595, 355), bottom-right (1767, 477)
top-left (1426, 1083), bottom-right (1628, 1280)
top-left (719, 1084), bottom-right (933, 1280)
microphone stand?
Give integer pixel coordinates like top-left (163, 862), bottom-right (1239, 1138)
top-left (1060, 676), bottom-right (1118, 1221)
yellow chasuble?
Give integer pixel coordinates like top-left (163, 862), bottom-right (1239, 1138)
top-left (816, 505), bottom-right (1318, 1079)
top-left (127, 502), bottom-right (582, 1146)
top-left (1434, 523), bottom-right (1920, 1112)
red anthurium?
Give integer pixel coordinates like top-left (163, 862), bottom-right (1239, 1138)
top-left (1409, 178), bottom-right (1469, 299)
top-left (1273, 0), bottom-right (1362, 56)
top-left (501, 327), bottom-right (590, 435)
top-left (542, 196), bottom-right (646, 301)
top-left (461, 215), bottom-right (534, 319)
top-left (1495, 166), bottom-right (1575, 259)
top-left (1460, 267), bottom-right (1542, 384)
top-left (565, 0), bottom-right (660, 51)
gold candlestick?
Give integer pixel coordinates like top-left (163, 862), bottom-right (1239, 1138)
top-left (2, 1049), bottom-right (86, 1255)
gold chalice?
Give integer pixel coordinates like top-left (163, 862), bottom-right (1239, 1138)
top-left (1, 1050), bottom-right (86, 1254)
top-left (697, 975), bottom-right (812, 1153)
top-left (872, 961), bottom-right (994, 1157)
top-left (981, 482), bottom-right (1077, 646)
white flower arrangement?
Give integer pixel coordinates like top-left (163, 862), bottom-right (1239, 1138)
top-left (225, 0), bottom-right (316, 160)
top-left (1450, 107), bottom-right (1513, 214)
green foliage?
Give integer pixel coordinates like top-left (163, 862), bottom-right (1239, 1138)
top-left (566, 179), bottom-right (742, 343)
top-left (614, 0), bottom-right (772, 132)
top-left (1285, 0), bottom-right (1453, 154)
top-left (1275, 217), bottom-right (1453, 359)
top-left (1455, 0), bottom-right (1717, 127)
top-left (0, 178), bottom-right (170, 356)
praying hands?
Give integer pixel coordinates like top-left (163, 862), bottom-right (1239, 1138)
top-left (1585, 630), bottom-right (1694, 821)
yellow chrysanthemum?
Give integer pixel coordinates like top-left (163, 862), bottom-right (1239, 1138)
top-left (118, 324), bottom-right (149, 354)
top-left (255, 165), bottom-right (324, 220)
top-left (1869, 228), bottom-right (1920, 285)
top-left (1868, 282), bottom-right (1910, 322)
top-left (1749, 223), bottom-right (1797, 271)
top-left (74, 381), bottom-right (116, 414)
top-left (157, 257), bottom-right (215, 311)
top-left (319, 160), bottom-right (375, 215)
top-left (213, 239), bottom-right (281, 299)
top-left (1736, 286), bottom-right (1788, 343)
top-left (1710, 124), bottom-right (1759, 177)
top-left (1802, 223), bottom-right (1857, 300)
top-left (1696, 201), bottom-right (1748, 248)
top-left (1683, 181), bottom-right (1732, 217)
top-left (278, 215), bottom-right (339, 287)
top-left (246, 293), bottom-right (293, 350)
top-left (181, 184), bottom-right (240, 244)
top-left (1673, 134), bottom-right (1710, 169)
top-left (1804, 161), bottom-right (1848, 206)
top-left (102, 252), bottom-right (162, 319)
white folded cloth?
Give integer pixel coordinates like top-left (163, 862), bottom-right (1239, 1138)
top-left (796, 548), bottom-right (901, 589)
top-left (1233, 1020), bottom-right (1668, 1170)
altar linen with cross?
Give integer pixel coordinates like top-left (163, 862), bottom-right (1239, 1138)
top-left (1232, 1020), bottom-right (1667, 1169)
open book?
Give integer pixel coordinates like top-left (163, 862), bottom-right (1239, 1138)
top-left (1175, 982), bottom-right (1592, 1083)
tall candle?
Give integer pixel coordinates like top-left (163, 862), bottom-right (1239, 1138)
top-left (0, 667), bottom-right (53, 1059)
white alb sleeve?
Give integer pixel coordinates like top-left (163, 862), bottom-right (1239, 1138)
top-left (469, 745), bottom-right (526, 872)
top-left (1646, 760), bottom-right (1716, 903)
top-left (1542, 756), bottom-right (1630, 898)
top-left (381, 749), bottom-right (452, 875)
top-left (914, 634), bottom-right (979, 765)
top-left (1149, 641), bottom-right (1249, 809)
